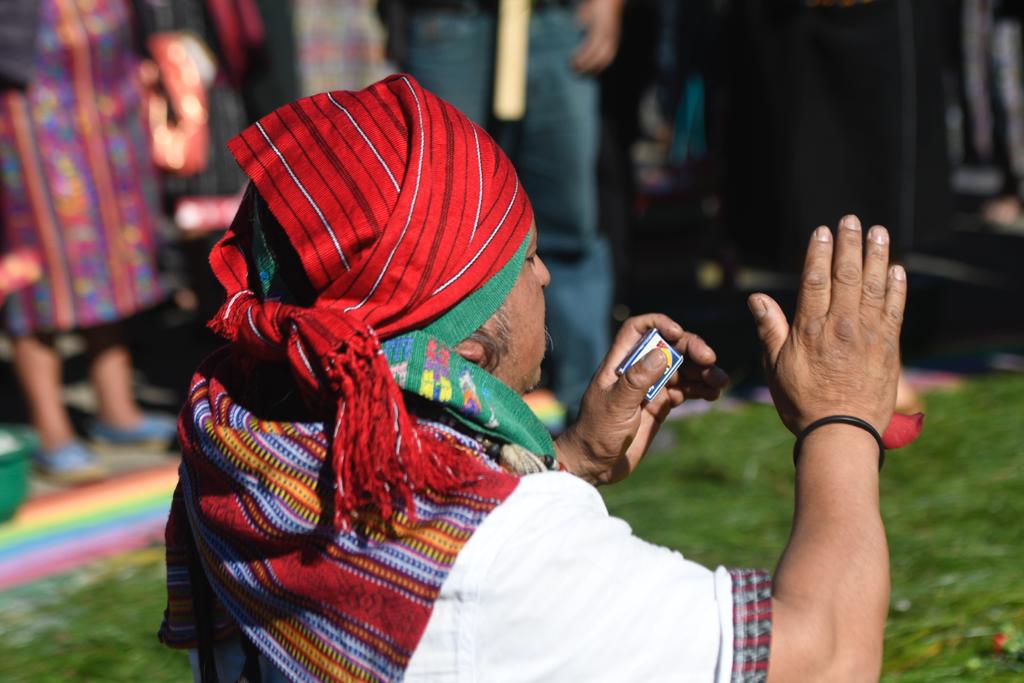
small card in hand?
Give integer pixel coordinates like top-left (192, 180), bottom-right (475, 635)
top-left (615, 329), bottom-right (685, 402)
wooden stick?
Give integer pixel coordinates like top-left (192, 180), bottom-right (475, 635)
top-left (493, 0), bottom-right (531, 121)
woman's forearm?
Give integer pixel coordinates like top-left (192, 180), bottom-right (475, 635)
top-left (767, 424), bottom-right (890, 682)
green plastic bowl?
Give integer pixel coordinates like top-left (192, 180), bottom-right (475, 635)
top-left (0, 425), bottom-right (37, 523)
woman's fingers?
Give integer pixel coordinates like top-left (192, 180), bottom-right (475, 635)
top-left (615, 313), bottom-right (683, 348)
top-left (883, 264), bottom-right (908, 336)
top-left (829, 215), bottom-right (864, 316)
top-left (643, 385), bottom-right (681, 416)
top-left (663, 387), bottom-right (685, 405)
top-left (678, 382), bottom-right (723, 401)
top-left (599, 315), bottom-right (725, 404)
top-left (675, 331), bottom-right (716, 366)
top-left (794, 226), bottom-right (834, 329)
top-left (657, 376), bottom-right (722, 401)
top-left (703, 365), bottom-right (730, 389)
top-left (610, 349), bottom-right (670, 406)
top-left (614, 315), bottom-right (714, 367)
top-left (748, 293), bottom-right (789, 366)
top-left (596, 314), bottom-right (682, 380)
top-left (598, 314), bottom-right (717, 381)
top-left (862, 226), bottom-right (890, 312)
top-left (676, 362), bottom-right (728, 386)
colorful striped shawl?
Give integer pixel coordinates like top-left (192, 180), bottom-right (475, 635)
top-left (160, 351), bottom-right (520, 682)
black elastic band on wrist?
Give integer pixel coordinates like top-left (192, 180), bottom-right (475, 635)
top-left (793, 415), bottom-right (885, 470)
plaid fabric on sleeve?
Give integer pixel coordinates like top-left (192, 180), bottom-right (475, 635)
top-left (729, 569), bottom-right (772, 682)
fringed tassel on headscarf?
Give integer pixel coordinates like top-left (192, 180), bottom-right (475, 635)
top-left (322, 333), bottom-right (479, 528)
top-left (210, 290), bottom-right (478, 528)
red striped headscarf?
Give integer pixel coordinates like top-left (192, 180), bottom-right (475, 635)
top-left (207, 74), bottom-right (534, 522)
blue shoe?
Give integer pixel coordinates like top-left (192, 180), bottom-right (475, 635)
top-left (89, 413), bottom-right (178, 447)
top-left (33, 441), bottom-right (105, 484)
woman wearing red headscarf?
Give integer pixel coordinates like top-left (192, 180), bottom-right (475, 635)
top-left (161, 75), bottom-right (910, 683)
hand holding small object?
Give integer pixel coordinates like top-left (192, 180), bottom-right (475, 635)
top-left (556, 314), bottom-right (728, 485)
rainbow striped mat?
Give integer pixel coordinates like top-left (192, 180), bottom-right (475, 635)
top-left (0, 464), bottom-right (177, 592)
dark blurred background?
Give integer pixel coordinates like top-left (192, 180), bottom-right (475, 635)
top-left (1, 0), bottom-right (1022, 457)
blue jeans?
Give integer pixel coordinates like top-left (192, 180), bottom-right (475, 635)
top-left (404, 4), bottom-right (612, 416)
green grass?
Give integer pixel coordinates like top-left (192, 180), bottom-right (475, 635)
top-left (1, 374), bottom-right (1021, 681)
top-left (0, 548), bottom-right (191, 681)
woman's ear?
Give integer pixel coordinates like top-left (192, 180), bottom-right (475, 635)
top-left (454, 337), bottom-right (487, 367)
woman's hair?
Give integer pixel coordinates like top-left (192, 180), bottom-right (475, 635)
top-left (462, 303), bottom-right (512, 373)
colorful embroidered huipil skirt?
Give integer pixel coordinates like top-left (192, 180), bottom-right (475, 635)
top-left (0, 0), bottom-right (165, 335)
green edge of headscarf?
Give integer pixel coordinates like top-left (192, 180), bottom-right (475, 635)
top-left (382, 329), bottom-right (554, 457)
top-left (421, 237), bottom-right (528, 347)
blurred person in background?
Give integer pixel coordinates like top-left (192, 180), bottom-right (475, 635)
top-left (960, 0), bottom-right (1024, 230)
top-left (724, 0), bottom-right (959, 412)
top-left (725, 0), bottom-right (957, 272)
top-left (383, 0), bottom-right (624, 423)
top-left (0, 0), bottom-right (176, 481)
top-left (139, 0), bottom-right (394, 325)
top-left (292, 0), bottom-right (392, 95)
top-left (652, 0), bottom-right (723, 176)
top-left (134, 0), bottom-right (257, 321)
top-left (238, 0), bottom-right (392, 114)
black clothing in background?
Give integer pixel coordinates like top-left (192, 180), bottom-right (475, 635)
top-left (599, 0), bottom-right (661, 306)
top-left (725, 0), bottom-right (956, 269)
top-left (242, 0), bottom-right (299, 121)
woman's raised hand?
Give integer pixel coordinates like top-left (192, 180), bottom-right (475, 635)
top-left (748, 215), bottom-right (907, 436)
